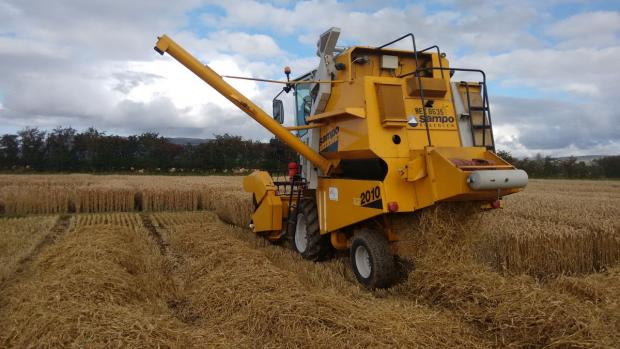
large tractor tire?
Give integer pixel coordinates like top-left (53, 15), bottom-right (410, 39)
top-left (292, 198), bottom-right (332, 261)
top-left (350, 229), bottom-right (396, 289)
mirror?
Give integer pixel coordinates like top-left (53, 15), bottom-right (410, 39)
top-left (273, 99), bottom-right (284, 124)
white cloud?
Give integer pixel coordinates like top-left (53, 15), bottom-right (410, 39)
top-left (491, 96), bottom-right (619, 157)
top-left (456, 46), bottom-right (620, 99)
top-left (211, 31), bottom-right (283, 57)
top-left (563, 83), bottom-right (599, 97)
top-left (0, 0), bottom-right (281, 139)
top-left (208, 0), bottom-right (542, 52)
top-left (0, 36), bottom-right (68, 58)
top-left (121, 58), bottom-right (259, 111)
top-left (546, 11), bottom-right (620, 48)
top-left (0, 0), bottom-right (618, 157)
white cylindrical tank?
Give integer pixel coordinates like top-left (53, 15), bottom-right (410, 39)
top-left (467, 169), bottom-right (528, 190)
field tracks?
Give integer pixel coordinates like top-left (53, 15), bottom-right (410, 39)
top-left (13, 214), bottom-right (72, 276)
top-left (140, 212), bottom-right (195, 325)
top-left (0, 214), bottom-right (72, 302)
top-left (140, 213), bottom-right (168, 255)
top-left (0, 176), bottom-right (619, 347)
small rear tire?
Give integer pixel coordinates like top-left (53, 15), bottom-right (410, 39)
top-left (350, 229), bottom-right (396, 289)
top-left (292, 198), bottom-right (332, 261)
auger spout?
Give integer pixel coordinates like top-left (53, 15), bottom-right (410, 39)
top-left (154, 34), bottom-right (333, 174)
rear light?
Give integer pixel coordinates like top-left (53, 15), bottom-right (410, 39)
top-left (288, 162), bottom-right (298, 179)
top-left (387, 201), bottom-right (399, 212)
top-left (491, 200), bottom-right (501, 209)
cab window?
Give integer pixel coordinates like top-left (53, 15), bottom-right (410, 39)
top-left (294, 83), bottom-right (311, 136)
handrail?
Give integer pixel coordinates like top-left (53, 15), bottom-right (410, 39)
top-left (223, 75), bottom-right (345, 84)
top-left (376, 33), bottom-right (432, 147)
top-left (285, 124), bottom-right (324, 131)
top-left (399, 66), bottom-right (487, 81)
top-left (400, 67), bottom-right (495, 151)
top-left (418, 45), bottom-right (445, 79)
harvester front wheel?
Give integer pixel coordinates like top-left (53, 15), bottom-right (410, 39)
top-left (350, 229), bottom-right (395, 289)
top-left (292, 198), bottom-right (331, 261)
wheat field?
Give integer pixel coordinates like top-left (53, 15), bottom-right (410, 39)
top-left (0, 175), bottom-right (618, 348)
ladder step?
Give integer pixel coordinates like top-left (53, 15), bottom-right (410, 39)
top-left (472, 124), bottom-right (492, 129)
top-left (469, 106), bottom-right (488, 111)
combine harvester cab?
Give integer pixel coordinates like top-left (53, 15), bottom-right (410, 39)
top-left (154, 28), bottom-right (527, 289)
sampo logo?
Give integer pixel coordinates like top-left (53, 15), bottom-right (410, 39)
top-left (411, 107), bottom-right (455, 126)
top-left (419, 115), bottom-right (455, 123)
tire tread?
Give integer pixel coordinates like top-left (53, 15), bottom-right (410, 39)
top-left (351, 229), bottom-right (395, 289)
top-left (294, 197), bottom-right (332, 261)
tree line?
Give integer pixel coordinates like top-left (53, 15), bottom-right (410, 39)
top-left (0, 127), bottom-right (617, 178)
top-left (497, 150), bottom-right (620, 179)
top-left (0, 127), bottom-right (295, 173)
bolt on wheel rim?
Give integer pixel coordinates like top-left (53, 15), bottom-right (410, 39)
top-left (355, 245), bottom-right (371, 279)
top-left (295, 213), bottom-right (307, 252)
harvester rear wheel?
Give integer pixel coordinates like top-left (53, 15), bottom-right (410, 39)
top-left (350, 229), bottom-right (395, 289)
top-left (292, 198), bottom-right (332, 261)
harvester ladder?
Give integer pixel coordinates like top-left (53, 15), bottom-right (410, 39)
top-left (274, 170), bottom-right (307, 240)
top-left (378, 34), bottom-right (498, 152)
top-left (401, 67), bottom-right (496, 152)
top-left (286, 178), bottom-right (304, 238)
top-left (461, 81), bottom-right (495, 151)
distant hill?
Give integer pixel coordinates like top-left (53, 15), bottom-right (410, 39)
top-left (167, 137), bottom-right (213, 146)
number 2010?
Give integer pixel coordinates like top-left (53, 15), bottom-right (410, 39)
top-left (360, 186), bottom-right (380, 205)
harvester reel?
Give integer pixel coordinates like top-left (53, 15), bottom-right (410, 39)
top-left (350, 229), bottom-right (396, 289)
top-left (292, 198), bottom-right (332, 261)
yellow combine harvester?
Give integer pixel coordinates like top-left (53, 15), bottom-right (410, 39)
top-left (154, 28), bottom-right (528, 288)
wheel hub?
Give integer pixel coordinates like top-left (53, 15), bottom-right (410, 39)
top-left (354, 245), bottom-right (372, 279)
top-left (295, 213), bottom-right (308, 252)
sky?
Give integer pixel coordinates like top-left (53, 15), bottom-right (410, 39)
top-left (0, 0), bottom-right (618, 158)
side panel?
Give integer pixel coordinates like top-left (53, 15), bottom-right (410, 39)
top-left (316, 178), bottom-right (386, 233)
top-left (243, 171), bottom-right (283, 233)
top-left (243, 171), bottom-right (276, 200)
top-left (252, 194), bottom-right (282, 232)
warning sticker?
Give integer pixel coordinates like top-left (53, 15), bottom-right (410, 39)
top-left (328, 187), bottom-right (338, 201)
